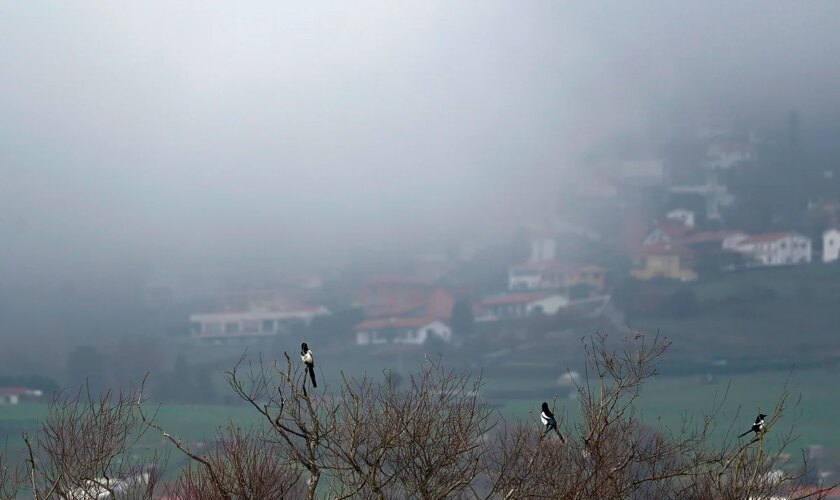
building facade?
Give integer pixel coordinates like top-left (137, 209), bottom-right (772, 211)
top-left (824, 229), bottom-right (840, 263)
top-left (724, 232), bottom-right (812, 266)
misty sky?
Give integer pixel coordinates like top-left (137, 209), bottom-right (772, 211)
top-left (3, 1), bottom-right (840, 283)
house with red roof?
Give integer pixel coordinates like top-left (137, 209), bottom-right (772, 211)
top-left (353, 275), bottom-right (432, 318)
top-left (723, 232), bottom-right (812, 266)
top-left (189, 305), bottom-right (330, 340)
top-left (0, 387), bottom-right (43, 405)
top-left (351, 280), bottom-right (457, 346)
top-left (507, 261), bottom-right (605, 293)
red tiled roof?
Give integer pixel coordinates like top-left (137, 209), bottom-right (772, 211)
top-left (738, 232), bottom-right (800, 244)
top-left (0, 387), bottom-right (31, 396)
top-left (354, 317), bottom-right (441, 331)
top-left (426, 288), bottom-right (455, 319)
top-left (365, 300), bottom-right (428, 319)
top-left (480, 292), bottom-right (552, 306)
top-left (193, 305), bottom-right (327, 316)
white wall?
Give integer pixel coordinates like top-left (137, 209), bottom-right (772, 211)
top-left (824, 229), bottom-right (840, 263)
top-left (731, 234), bottom-right (811, 266)
top-left (356, 321), bottom-right (452, 346)
top-left (508, 268), bottom-right (541, 290)
top-left (529, 238), bottom-right (556, 262)
top-left (0, 395), bottom-right (19, 405)
top-left (526, 295), bottom-right (570, 315)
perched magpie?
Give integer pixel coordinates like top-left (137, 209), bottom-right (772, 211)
top-left (300, 342), bottom-right (317, 388)
top-left (738, 413), bottom-right (767, 439)
top-left (540, 402), bottom-right (565, 443)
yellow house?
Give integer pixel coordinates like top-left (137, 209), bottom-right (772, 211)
top-left (631, 244), bottom-right (697, 281)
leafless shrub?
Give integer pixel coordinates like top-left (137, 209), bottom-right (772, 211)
top-left (225, 352), bottom-right (335, 500)
top-left (26, 384), bottom-right (162, 499)
top-left (322, 372), bottom-right (401, 499)
top-left (163, 426), bottom-right (302, 499)
top-left (484, 333), bottom-right (835, 500)
top-left (377, 358), bottom-right (493, 499)
top-left (0, 447), bottom-right (21, 500)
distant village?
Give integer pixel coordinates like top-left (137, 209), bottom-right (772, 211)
top-left (183, 119), bottom-right (840, 352)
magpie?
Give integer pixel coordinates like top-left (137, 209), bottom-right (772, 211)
top-left (300, 342), bottom-right (317, 388)
top-left (540, 402), bottom-right (565, 443)
top-left (738, 413), bottom-right (767, 439)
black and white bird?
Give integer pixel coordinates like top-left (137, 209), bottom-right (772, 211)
top-left (540, 402), bottom-right (565, 443)
top-left (300, 343), bottom-right (317, 388)
top-left (738, 413), bottom-right (767, 439)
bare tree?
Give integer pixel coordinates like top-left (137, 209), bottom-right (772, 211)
top-left (222, 352), bottom-right (335, 500)
top-left (322, 371), bottom-right (404, 499)
top-left (0, 446), bottom-right (21, 500)
top-left (26, 384), bottom-right (162, 499)
top-left (163, 426), bottom-right (302, 499)
top-left (484, 333), bottom-right (835, 500)
top-left (378, 357), bottom-right (494, 499)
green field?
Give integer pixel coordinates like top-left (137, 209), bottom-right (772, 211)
top-left (489, 368), bottom-right (840, 449)
top-left (2, 368), bottom-right (836, 461)
top-left (628, 263), bottom-right (840, 358)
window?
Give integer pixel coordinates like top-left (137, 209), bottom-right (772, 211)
top-left (262, 319), bottom-right (275, 332)
top-left (225, 322), bottom-right (240, 334)
top-left (205, 322), bottom-right (222, 335)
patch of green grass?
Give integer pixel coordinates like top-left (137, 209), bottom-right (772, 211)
top-left (489, 368), bottom-right (840, 450)
top-left (628, 265), bottom-right (840, 358)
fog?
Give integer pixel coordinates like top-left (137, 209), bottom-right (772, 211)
top-left (2, 2), bottom-right (840, 296)
top-left (0, 2), bottom-right (836, 277)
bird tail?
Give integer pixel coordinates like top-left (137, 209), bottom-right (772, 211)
top-left (308, 365), bottom-right (317, 388)
top-left (738, 429), bottom-right (751, 438)
top-left (556, 429), bottom-right (566, 444)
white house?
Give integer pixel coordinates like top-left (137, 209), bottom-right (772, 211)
top-left (508, 262), bottom-right (605, 292)
top-left (354, 317), bottom-right (452, 346)
top-left (529, 236), bottom-right (557, 262)
top-left (477, 292), bottom-right (569, 321)
top-left (526, 295), bottom-right (571, 315)
top-left (705, 140), bottom-right (754, 169)
top-left (0, 387), bottom-right (43, 405)
top-left (824, 229), bottom-right (840, 263)
top-left (189, 306), bottom-right (329, 339)
top-left (724, 232), bottom-right (812, 266)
